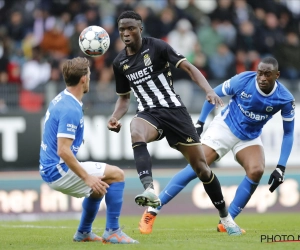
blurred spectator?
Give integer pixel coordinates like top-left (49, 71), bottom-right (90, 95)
top-left (182, 0), bottom-right (206, 28)
top-left (134, 4), bottom-right (162, 38)
top-left (19, 45), bottom-right (51, 112)
top-left (158, 7), bottom-right (176, 40)
top-left (257, 12), bottom-right (285, 56)
top-left (20, 46), bottom-right (51, 91)
top-left (235, 49), bottom-right (260, 74)
top-left (210, 0), bottom-right (233, 23)
top-left (275, 31), bottom-right (300, 80)
top-left (6, 9), bottom-right (27, 47)
top-left (40, 18), bottom-right (70, 60)
top-left (69, 14), bottom-right (88, 57)
top-left (197, 18), bottom-right (223, 57)
top-left (236, 20), bottom-right (261, 52)
top-left (60, 12), bottom-right (75, 38)
top-left (208, 43), bottom-right (235, 79)
top-left (167, 18), bottom-right (198, 58)
top-left (232, 0), bottom-right (255, 26)
top-left (215, 20), bottom-right (237, 50)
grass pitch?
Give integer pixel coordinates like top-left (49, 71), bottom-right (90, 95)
top-left (1, 213), bottom-right (299, 250)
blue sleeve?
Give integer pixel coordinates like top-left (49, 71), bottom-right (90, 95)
top-left (278, 119), bottom-right (294, 167)
top-left (198, 84), bottom-right (225, 122)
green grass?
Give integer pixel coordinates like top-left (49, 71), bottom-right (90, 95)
top-left (1, 213), bottom-right (299, 250)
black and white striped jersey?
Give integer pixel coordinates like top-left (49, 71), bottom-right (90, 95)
top-left (113, 37), bottom-right (187, 112)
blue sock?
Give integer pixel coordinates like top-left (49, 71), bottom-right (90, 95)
top-left (157, 164), bottom-right (197, 210)
top-left (105, 182), bottom-right (125, 231)
top-left (229, 175), bottom-right (258, 219)
top-left (78, 197), bottom-right (102, 234)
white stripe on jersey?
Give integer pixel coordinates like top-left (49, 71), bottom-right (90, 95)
top-left (57, 133), bottom-right (75, 139)
top-left (283, 116), bottom-right (294, 121)
top-left (158, 73), bottom-right (181, 106)
top-left (137, 85), bottom-right (156, 108)
top-left (132, 88), bottom-right (145, 111)
top-left (147, 80), bottom-right (169, 107)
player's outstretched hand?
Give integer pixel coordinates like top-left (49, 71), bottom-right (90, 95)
top-left (107, 117), bottom-right (122, 133)
top-left (206, 90), bottom-right (224, 108)
top-left (84, 175), bottom-right (109, 195)
top-left (268, 165), bottom-right (285, 193)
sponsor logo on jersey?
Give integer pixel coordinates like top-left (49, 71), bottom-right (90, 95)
top-left (238, 104), bottom-right (268, 121)
top-left (67, 123), bottom-right (77, 133)
top-left (120, 59), bottom-right (128, 66)
top-left (125, 66), bottom-right (154, 84)
top-left (123, 64), bottom-right (130, 71)
top-left (240, 91), bottom-right (252, 99)
top-left (143, 54), bottom-right (152, 66)
top-left (266, 106), bottom-right (273, 112)
top-left (141, 48), bottom-right (149, 54)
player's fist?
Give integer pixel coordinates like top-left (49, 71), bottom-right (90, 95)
top-left (195, 120), bottom-right (204, 137)
top-left (268, 165), bottom-right (285, 193)
top-left (107, 117), bottom-right (122, 133)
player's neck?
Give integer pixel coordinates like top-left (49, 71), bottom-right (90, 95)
top-left (126, 39), bottom-right (142, 55)
top-left (66, 86), bottom-right (83, 102)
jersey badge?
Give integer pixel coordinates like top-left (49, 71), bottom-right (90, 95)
top-left (266, 106), bottom-right (273, 112)
top-left (144, 54), bottom-right (152, 66)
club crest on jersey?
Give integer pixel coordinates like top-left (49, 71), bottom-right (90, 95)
top-left (266, 106), bottom-right (273, 112)
top-left (143, 54), bottom-right (152, 66)
top-left (123, 64), bottom-right (130, 71)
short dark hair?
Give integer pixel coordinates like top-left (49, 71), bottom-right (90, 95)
top-left (261, 57), bottom-right (278, 70)
top-left (62, 57), bottom-right (89, 86)
top-left (117, 10), bottom-right (142, 24)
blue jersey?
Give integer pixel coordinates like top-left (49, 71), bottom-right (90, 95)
top-left (220, 71), bottom-right (295, 140)
top-left (39, 89), bottom-right (84, 181)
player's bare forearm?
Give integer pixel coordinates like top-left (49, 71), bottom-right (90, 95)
top-left (107, 94), bottom-right (130, 133)
top-left (111, 94), bottom-right (130, 120)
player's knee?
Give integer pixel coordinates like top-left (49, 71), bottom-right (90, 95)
top-left (190, 158), bottom-right (210, 177)
top-left (247, 165), bottom-right (264, 181)
top-left (105, 164), bottom-right (125, 183)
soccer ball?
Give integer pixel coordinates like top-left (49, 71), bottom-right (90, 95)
top-left (79, 26), bottom-right (110, 57)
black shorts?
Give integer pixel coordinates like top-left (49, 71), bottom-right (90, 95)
top-left (135, 107), bottom-right (200, 148)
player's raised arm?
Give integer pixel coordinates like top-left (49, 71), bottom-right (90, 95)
top-left (178, 60), bottom-right (224, 108)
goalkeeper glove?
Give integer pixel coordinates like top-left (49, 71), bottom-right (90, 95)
top-left (268, 165), bottom-right (285, 193)
top-left (195, 120), bottom-right (204, 137)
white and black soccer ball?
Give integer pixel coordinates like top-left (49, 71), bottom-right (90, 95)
top-left (79, 26), bottom-right (110, 57)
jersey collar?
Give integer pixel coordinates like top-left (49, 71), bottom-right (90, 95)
top-left (255, 80), bottom-right (278, 96)
top-left (64, 89), bottom-right (83, 106)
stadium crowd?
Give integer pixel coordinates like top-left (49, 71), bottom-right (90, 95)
top-left (0, 0), bottom-right (299, 113)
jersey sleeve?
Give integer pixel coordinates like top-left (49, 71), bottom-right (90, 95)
top-left (221, 73), bottom-right (244, 96)
top-left (57, 108), bottom-right (81, 140)
top-left (281, 100), bottom-right (295, 121)
top-left (113, 61), bottom-right (131, 95)
top-left (155, 39), bottom-right (186, 68)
